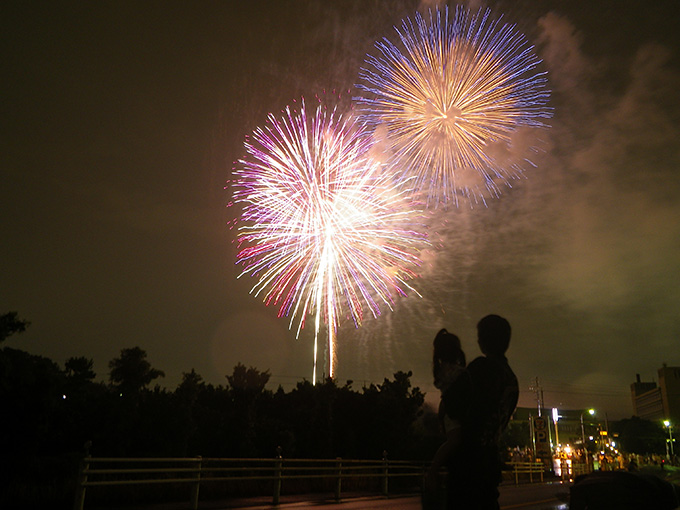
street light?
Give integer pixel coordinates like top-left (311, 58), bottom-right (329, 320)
top-left (663, 420), bottom-right (675, 458)
top-left (552, 408), bottom-right (561, 448)
top-left (580, 409), bottom-right (595, 467)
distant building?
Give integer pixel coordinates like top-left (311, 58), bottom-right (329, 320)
top-left (631, 374), bottom-right (663, 421)
top-left (631, 366), bottom-right (680, 424)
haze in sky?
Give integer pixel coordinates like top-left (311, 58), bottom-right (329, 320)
top-left (2, 0), bottom-right (679, 419)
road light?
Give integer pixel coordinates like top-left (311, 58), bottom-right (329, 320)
top-left (552, 408), bottom-right (561, 448)
top-left (580, 409), bottom-right (595, 467)
top-left (663, 420), bottom-right (675, 458)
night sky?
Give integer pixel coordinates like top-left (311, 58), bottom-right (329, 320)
top-left (3, 1), bottom-right (679, 420)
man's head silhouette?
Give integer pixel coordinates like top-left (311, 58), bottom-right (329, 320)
top-left (477, 314), bottom-right (511, 356)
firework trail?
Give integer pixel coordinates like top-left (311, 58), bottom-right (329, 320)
top-left (233, 99), bottom-right (427, 382)
top-left (356, 6), bottom-right (551, 206)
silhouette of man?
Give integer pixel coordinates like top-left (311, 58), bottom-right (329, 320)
top-left (448, 314), bottom-right (519, 510)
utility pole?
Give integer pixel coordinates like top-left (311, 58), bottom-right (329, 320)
top-left (530, 377), bottom-right (554, 461)
top-left (530, 377), bottom-right (544, 417)
top-left (530, 378), bottom-right (553, 446)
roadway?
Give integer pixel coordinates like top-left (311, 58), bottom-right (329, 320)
top-left (226, 481), bottom-right (571, 509)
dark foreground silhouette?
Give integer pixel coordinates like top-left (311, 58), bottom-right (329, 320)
top-left (570, 470), bottom-right (680, 510)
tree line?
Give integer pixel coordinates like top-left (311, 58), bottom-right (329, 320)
top-left (1, 311), bottom-right (443, 508)
top-left (0, 311), bottom-right (671, 508)
top-left (1, 312), bottom-right (439, 462)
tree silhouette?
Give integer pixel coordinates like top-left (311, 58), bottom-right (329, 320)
top-left (500, 419), bottom-right (532, 451)
top-left (176, 368), bottom-right (205, 405)
top-left (226, 363), bottom-right (273, 457)
top-left (173, 369), bottom-right (208, 455)
top-left (226, 362), bottom-right (270, 394)
top-left (0, 348), bottom-right (64, 457)
top-left (613, 416), bottom-right (667, 454)
top-left (360, 370), bottom-right (425, 459)
top-left (0, 311), bottom-right (30, 342)
top-left (108, 347), bottom-right (165, 396)
top-left (65, 356), bottom-right (96, 385)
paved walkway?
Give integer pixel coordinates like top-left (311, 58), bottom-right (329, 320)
top-left (93, 466), bottom-right (679, 510)
top-left (223, 481), bottom-right (571, 510)
top-left (103, 482), bottom-right (569, 510)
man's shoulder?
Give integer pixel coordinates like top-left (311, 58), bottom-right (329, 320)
top-left (467, 355), bottom-right (497, 375)
top-left (468, 355), bottom-right (512, 367)
top-left (467, 356), bottom-right (517, 385)
top-left (467, 356), bottom-right (489, 370)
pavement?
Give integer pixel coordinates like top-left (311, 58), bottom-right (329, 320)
top-left (192, 466), bottom-right (680, 509)
top-left (90, 466), bottom-right (680, 510)
top-left (98, 482), bottom-right (570, 510)
top-left (196, 481), bottom-right (571, 510)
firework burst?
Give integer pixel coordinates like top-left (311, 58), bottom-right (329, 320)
top-left (233, 99), bottom-right (427, 381)
top-left (356, 6), bottom-right (551, 206)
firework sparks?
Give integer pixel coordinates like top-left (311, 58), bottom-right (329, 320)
top-left (233, 99), bottom-right (427, 382)
top-left (356, 6), bottom-right (552, 206)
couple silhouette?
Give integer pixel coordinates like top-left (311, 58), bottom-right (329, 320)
top-left (425, 314), bottom-right (519, 510)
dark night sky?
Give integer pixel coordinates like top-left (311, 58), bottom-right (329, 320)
top-left (2, 1), bottom-right (679, 419)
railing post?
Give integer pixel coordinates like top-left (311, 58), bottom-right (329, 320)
top-left (514, 464), bottom-right (519, 486)
top-left (334, 458), bottom-right (342, 502)
top-left (72, 441), bottom-right (91, 510)
top-left (272, 446), bottom-right (283, 505)
top-left (381, 451), bottom-right (388, 497)
top-left (190, 456), bottom-right (202, 510)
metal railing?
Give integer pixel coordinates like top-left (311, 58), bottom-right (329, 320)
top-left (73, 455), bottom-right (550, 510)
top-left (506, 461), bottom-right (545, 485)
top-left (557, 460), bottom-right (592, 480)
top-left (73, 453), bottom-right (428, 510)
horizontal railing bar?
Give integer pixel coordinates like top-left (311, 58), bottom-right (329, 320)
top-left (83, 471), bottom-right (425, 484)
top-left (78, 459), bottom-right (541, 479)
top-left (218, 458), bottom-right (398, 464)
top-left (198, 476), bottom-right (284, 482)
top-left (83, 466), bottom-right (417, 477)
top-left (85, 456), bottom-right (420, 465)
top-left (83, 471), bottom-right (429, 488)
top-left (85, 468), bottom-right (200, 475)
top-left (87, 457), bottom-right (202, 463)
top-left (83, 478), bottom-right (198, 487)
top-left (84, 469), bottom-right (424, 480)
top-left (82, 461), bottom-right (535, 476)
top-left (84, 457), bottom-right (465, 463)
top-left (179, 467), bottom-right (275, 474)
top-left (203, 472), bottom-right (422, 482)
